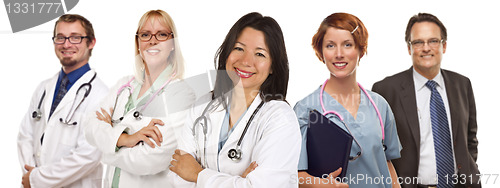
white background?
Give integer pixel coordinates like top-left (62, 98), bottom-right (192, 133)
top-left (1, 0), bottom-right (499, 187)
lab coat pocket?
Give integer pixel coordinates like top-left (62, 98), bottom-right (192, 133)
top-left (57, 112), bottom-right (82, 148)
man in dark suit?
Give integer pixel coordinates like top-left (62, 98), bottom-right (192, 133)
top-left (372, 13), bottom-right (480, 188)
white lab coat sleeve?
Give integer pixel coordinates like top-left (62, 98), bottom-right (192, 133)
top-left (29, 80), bottom-right (108, 188)
top-left (101, 111), bottom-right (190, 175)
top-left (84, 77), bottom-right (131, 154)
top-left (166, 95), bottom-right (208, 188)
top-left (99, 80), bottom-right (196, 175)
top-left (196, 102), bottom-right (301, 188)
top-left (17, 83), bottom-right (44, 173)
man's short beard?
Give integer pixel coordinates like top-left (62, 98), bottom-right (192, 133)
top-left (60, 58), bottom-right (78, 67)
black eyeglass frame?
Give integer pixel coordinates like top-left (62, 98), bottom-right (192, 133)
top-left (52, 36), bottom-right (90, 44)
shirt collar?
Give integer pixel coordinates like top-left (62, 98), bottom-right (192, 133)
top-left (58, 63), bottom-right (91, 85)
top-left (152, 63), bottom-right (174, 90)
top-left (413, 67), bottom-right (445, 91)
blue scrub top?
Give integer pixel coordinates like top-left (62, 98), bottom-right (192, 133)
top-left (293, 86), bottom-right (402, 188)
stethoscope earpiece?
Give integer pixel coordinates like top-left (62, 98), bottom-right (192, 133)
top-left (59, 118), bottom-right (77, 126)
top-left (228, 148), bottom-right (242, 162)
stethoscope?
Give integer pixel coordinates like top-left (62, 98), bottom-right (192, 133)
top-left (110, 72), bottom-right (176, 125)
top-left (32, 72), bottom-right (96, 126)
top-left (192, 97), bottom-right (265, 167)
top-left (319, 79), bottom-right (386, 161)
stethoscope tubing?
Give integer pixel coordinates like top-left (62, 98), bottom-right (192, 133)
top-left (319, 79), bottom-right (386, 159)
top-left (319, 79), bottom-right (385, 141)
top-left (32, 72), bottom-right (96, 126)
top-left (110, 72), bottom-right (176, 125)
top-left (193, 97), bottom-right (265, 163)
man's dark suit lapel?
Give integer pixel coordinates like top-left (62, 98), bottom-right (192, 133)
top-left (441, 70), bottom-right (459, 142)
top-left (399, 68), bottom-right (421, 152)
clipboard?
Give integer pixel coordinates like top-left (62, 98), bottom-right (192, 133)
top-left (306, 109), bottom-right (352, 178)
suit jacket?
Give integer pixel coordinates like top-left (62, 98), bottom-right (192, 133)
top-left (372, 67), bottom-right (480, 188)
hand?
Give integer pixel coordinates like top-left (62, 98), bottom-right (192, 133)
top-left (326, 168), bottom-right (348, 188)
top-left (96, 107), bottom-right (114, 126)
top-left (241, 161), bottom-right (258, 178)
top-left (116, 119), bottom-right (164, 148)
top-left (170, 149), bottom-right (203, 183)
top-left (22, 165), bottom-right (34, 188)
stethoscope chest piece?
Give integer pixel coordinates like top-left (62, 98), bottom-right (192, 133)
top-left (133, 111), bottom-right (142, 120)
top-left (228, 148), bottom-right (242, 162)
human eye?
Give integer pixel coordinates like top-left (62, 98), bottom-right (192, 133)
top-left (56, 36), bottom-right (66, 40)
top-left (233, 46), bottom-right (244, 51)
top-left (256, 52), bottom-right (266, 58)
top-left (325, 44), bottom-right (334, 48)
top-left (140, 33), bottom-right (150, 38)
top-left (344, 42), bottom-right (354, 48)
top-left (69, 36), bottom-right (81, 40)
top-left (429, 39), bottom-right (440, 44)
top-left (412, 40), bottom-right (424, 46)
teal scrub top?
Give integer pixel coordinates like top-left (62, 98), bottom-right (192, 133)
top-left (294, 86), bottom-right (402, 188)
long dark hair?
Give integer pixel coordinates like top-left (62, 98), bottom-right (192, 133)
top-left (212, 12), bottom-right (289, 109)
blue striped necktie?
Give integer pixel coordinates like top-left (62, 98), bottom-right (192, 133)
top-left (50, 75), bottom-right (69, 117)
top-left (426, 80), bottom-right (454, 188)
top-left (42, 75), bottom-right (69, 145)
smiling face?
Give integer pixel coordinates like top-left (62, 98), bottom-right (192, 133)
top-left (137, 16), bottom-right (174, 70)
top-left (408, 21), bottom-right (446, 79)
top-left (54, 21), bottom-right (95, 73)
top-left (322, 27), bottom-right (360, 79)
top-left (225, 27), bottom-right (272, 92)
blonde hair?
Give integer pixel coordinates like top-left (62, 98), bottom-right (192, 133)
top-left (134, 10), bottom-right (185, 83)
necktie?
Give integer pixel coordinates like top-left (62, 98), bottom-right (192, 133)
top-left (41, 75), bottom-right (69, 145)
top-left (50, 75), bottom-right (69, 117)
top-left (426, 80), bottom-right (454, 188)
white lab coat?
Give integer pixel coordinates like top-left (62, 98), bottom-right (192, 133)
top-left (17, 69), bottom-right (108, 188)
top-left (85, 75), bottom-right (195, 188)
top-left (168, 93), bottom-right (301, 188)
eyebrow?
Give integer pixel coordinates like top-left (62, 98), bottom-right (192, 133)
top-left (56, 32), bottom-right (84, 36)
top-left (325, 39), bottom-right (353, 43)
top-left (139, 29), bottom-right (172, 33)
top-left (235, 42), bottom-right (268, 52)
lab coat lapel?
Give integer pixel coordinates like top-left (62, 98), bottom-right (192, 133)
top-left (399, 68), bottom-right (421, 152)
top-left (206, 100), bottom-right (225, 168)
top-left (221, 96), bottom-right (263, 153)
top-left (50, 70), bottom-right (95, 122)
top-left (43, 73), bottom-right (59, 123)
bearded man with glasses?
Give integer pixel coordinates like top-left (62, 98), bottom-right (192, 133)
top-left (17, 14), bottom-right (108, 188)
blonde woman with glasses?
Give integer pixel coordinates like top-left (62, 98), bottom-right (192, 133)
top-left (85, 10), bottom-right (194, 188)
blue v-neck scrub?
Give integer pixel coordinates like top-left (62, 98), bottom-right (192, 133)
top-left (293, 87), bottom-right (402, 188)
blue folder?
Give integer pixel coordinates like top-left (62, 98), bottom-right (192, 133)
top-left (306, 109), bottom-right (352, 178)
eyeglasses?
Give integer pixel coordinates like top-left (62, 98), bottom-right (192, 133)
top-left (136, 32), bottom-right (174, 42)
top-left (52, 36), bottom-right (89, 44)
top-left (409, 39), bottom-right (444, 49)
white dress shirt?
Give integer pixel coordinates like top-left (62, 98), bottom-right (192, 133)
top-left (413, 68), bottom-right (457, 185)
